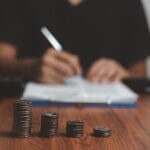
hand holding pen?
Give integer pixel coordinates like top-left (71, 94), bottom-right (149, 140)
top-left (36, 27), bottom-right (82, 84)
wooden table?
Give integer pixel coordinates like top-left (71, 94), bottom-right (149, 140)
top-left (0, 96), bottom-right (150, 150)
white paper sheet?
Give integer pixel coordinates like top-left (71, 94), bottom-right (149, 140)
top-left (22, 76), bottom-right (138, 104)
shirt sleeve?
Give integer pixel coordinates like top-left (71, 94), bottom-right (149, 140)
top-left (0, 0), bottom-right (55, 58)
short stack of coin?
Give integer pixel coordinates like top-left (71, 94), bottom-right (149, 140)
top-left (40, 112), bottom-right (59, 137)
top-left (66, 121), bottom-right (84, 138)
top-left (13, 100), bottom-right (32, 138)
top-left (93, 126), bottom-right (111, 137)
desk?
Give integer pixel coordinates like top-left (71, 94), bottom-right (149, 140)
top-left (0, 96), bottom-right (150, 150)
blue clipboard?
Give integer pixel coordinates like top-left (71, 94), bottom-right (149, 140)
top-left (31, 101), bottom-right (138, 108)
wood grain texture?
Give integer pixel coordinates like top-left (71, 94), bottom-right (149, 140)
top-left (0, 96), bottom-right (150, 150)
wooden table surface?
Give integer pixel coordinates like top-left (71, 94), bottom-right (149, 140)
top-left (0, 96), bottom-right (150, 150)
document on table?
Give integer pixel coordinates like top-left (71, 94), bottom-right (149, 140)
top-left (22, 76), bottom-right (138, 105)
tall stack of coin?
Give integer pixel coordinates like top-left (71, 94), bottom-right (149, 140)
top-left (40, 112), bottom-right (59, 137)
top-left (93, 126), bottom-right (111, 137)
top-left (66, 121), bottom-right (84, 138)
top-left (13, 100), bottom-right (32, 138)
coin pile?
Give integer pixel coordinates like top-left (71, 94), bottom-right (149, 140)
top-left (40, 112), bottom-right (59, 137)
top-left (66, 121), bottom-right (84, 138)
top-left (13, 100), bottom-right (32, 138)
top-left (93, 126), bottom-right (111, 137)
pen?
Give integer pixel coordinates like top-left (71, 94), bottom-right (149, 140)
top-left (41, 26), bottom-right (82, 75)
top-left (41, 26), bottom-right (63, 51)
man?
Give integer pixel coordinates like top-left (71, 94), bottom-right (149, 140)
top-left (0, 0), bottom-right (149, 84)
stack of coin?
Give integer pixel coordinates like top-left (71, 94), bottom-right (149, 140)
top-left (40, 112), bottom-right (59, 137)
top-left (66, 121), bottom-right (84, 138)
top-left (93, 126), bottom-right (111, 137)
top-left (13, 100), bottom-right (32, 138)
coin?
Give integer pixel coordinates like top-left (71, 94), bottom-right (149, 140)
top-left (13, 100), bottom-right (32, 138)
top-left (40, 112), bottom-right (59, 137)
top-left (93, 126), bottom-right (111, 138)
top-left (66, 121), bottom-right (84, 138)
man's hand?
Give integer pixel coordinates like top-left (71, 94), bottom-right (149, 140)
top-left (87, 58), bottom-right (131, 83)
top-left (36, 48), bottom-right (82, 84)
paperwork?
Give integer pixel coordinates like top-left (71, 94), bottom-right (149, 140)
top-left (22, 76), bottom-right (138, 106)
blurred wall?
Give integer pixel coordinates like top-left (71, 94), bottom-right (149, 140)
top-left (142, 0), bottom-right (150, 31)
top-left (142, 0), bottom-right (150, 78)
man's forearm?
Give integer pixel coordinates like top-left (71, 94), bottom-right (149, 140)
top-left (129, 60), bottom-right (147, 78)
top-left (0, 58), bottom-right (40, 81)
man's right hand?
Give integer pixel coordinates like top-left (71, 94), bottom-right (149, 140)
top-left (36, 48), bottom-right (82, 84)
